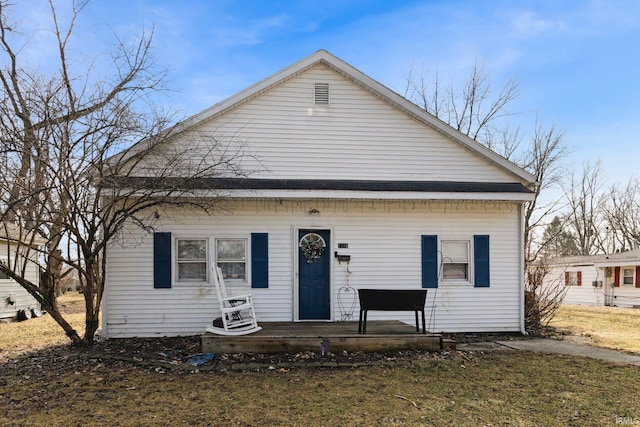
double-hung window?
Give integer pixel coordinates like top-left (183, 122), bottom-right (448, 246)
top-left (422, 235), bottom-right (489, 288)
top-left (158, 234), bottom-right (262, 288)
top-left (216, 238), bottom-right (247, 283)
top-left (441, 240), bottom-right (470, 281)
top-left (623, 268), bottom-right (634, 285)
top-left (565, 271), bottom-right (581, 286)
top-left (176, 239), bottom-right (208, 282)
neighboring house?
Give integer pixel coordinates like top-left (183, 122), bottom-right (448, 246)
top-left (59, 268), bottom-right (81, 293)
top-left (101, 50), bottom-right (537, 338)
top-left (0, 228), bottom-right (42, 320)
top-left (546, 249), bottom-right (640, 308)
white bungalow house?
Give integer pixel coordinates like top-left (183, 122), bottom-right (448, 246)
top-left (545, 249), bottom-right (640, 308)
top-left (0, 228), bottom-right (42, 320)
top-left (101, 50), bottom-right (537, 338)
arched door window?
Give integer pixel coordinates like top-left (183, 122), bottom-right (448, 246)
top-left (299, 232), bottom-right (326, 264)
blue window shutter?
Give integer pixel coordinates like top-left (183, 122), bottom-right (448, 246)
top-left (154, 232), bottom-right (172, 289)
top-left (251, 233), bottom-right (269, 288)
top-left (474, 235), bottom-right (490, 287)
top-left (421, 235), bottom-right (438, 288)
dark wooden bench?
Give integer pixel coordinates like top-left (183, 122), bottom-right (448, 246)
top-left (357, 289), bottom-right (428, 334)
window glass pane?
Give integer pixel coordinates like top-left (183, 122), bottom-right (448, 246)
top-left (218, 262), bottom-right (246, 281)
top-left (177, 239), bottom-right (208, 282)
top-left (177, 240), bottom-right (207, 260)
top-left (216, 239), bottom-right (247, 282)
top-left (569, 272), bottom-right (578, 286)
top-left (623, 268), bottom-right (634, 285)
top-left (178, 262), bottom-right (207, 281)
top-left (441, 240), bottom-right (469, 281)
top-left (442, 263), bottom-right (468, 280)
top-left (442, 241), bottom-right (468, 262)
top-left (217, 239), bottom-right (246, 260)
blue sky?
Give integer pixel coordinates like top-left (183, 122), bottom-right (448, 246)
top-left (15, 0), bottom-right (640, 185)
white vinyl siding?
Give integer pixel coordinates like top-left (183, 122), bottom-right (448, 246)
top-left (548, 264), bottom-right (640, 308)
top-left (0, 245), bottom-right (41, 319)
top-left (136, 64), bottom-right (517, 184)
top-left (104, 199), bottom-right (523, 337)
top-left (103, 60), bottom-right (531, 337)
top-left (545, 266), bottom-right (602, 306)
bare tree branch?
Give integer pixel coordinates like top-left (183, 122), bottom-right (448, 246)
top-left (562, 160), bottom-right (605, 255)
top-left (0, 2), bottom-right (250, 345)
top-left (604, 177), bottom-right (640, 252)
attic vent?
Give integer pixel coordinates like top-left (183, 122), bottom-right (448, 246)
top-left (314, 83), bottom-right (329, 105)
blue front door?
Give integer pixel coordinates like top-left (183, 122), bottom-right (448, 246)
top-left (298, 229), bottom-right (331, 320)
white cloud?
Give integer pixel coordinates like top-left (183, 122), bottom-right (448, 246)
top-left (511, 11), bottom-right (561, 36)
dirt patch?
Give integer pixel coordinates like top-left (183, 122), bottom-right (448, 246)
top-left (83, 330), bottom-right (535, 371)
top-left (0, 290), bottom-right (533, 372)
top-left (85, 335), bottom-right (484, 371)
top-left (443, 331), bottom-right (530, 343)
top-left (2, 330), bottom-right (516, 378)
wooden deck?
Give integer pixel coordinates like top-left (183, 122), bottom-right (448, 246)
top-left (200, 321), bottom-right (453, 354)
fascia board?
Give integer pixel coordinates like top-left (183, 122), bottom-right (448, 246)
top-left (113, 188), bottom-right (536, 202)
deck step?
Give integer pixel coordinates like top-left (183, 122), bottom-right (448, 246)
top-left (442, 338), bottom-right (456, 351)
top-left (200, 321), bottom-right (447, 354)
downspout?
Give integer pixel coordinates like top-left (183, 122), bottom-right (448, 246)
top-left (100, 194), bottom-right (109, 339)
top-left (519, 202), bottom-right (527, 335)
top-left (102, 259), bottom-right (109, 339)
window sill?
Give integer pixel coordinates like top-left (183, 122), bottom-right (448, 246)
top-left (441, 280), bottom-right (473, 287)
top-left (174, 282), bottom-right (211, 287)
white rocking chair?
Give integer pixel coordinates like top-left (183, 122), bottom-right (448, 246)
top-left (206, 266), bottom-right (262, 336)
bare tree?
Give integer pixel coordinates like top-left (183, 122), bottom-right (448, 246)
top-left (524, 258), bottom-right (568, 333)
top-left (405, 58), bottom-right (521, 158)
top-left (540, 215), bottom-right (579, 258)
top-left (562, 160), bottom-right (606, 255)
top-left (604, 177), bottom-right (640, 252)
top-left (518, 120), bottom-right (569, 264)
top-left (0, 1), bottom-right (247, 345)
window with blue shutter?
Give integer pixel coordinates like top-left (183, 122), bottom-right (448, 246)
top-left (251, 233), bottom-right (269, 288)
top-left (474, 235), bottom-right (490, 287)
top-left (421, 235), bottom-right (438, 288)
top-left (154, 232), bottom-right (172, 289)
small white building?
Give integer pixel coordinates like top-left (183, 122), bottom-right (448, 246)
top-left (546, 249), bottom-right (640, 308)
top-left (0, 230), bottom-right (42, 320)
top-left (101, 50), bottom-right (537, 338)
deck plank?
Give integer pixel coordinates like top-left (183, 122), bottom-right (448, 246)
top-left (200, 321), bottom-right (445, 354)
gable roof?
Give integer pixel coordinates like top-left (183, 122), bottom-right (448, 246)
top-left (551, 248), bottom-right (640, 267)
top-left (0, 223), bottom-right (47, 246)
top-left (117, 50), bottom-right (536, 186)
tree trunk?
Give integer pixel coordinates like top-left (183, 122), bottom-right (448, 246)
top-left (37, 271), bottom-right (83, 344)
